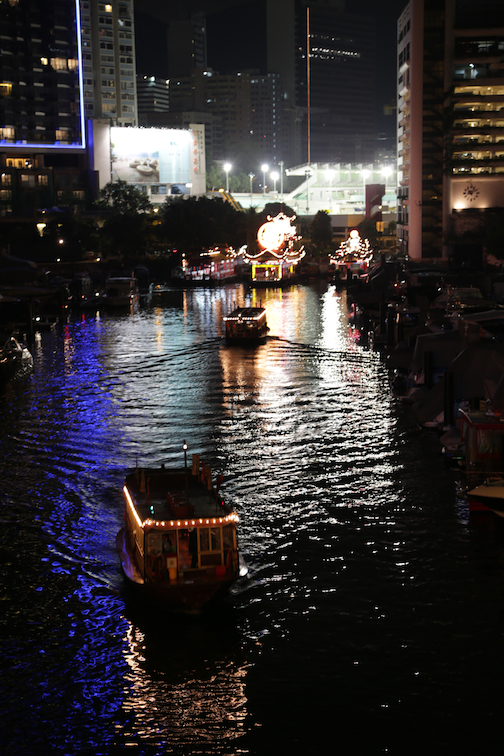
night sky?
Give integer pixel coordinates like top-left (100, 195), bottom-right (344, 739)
top-left (135, 0), bottom-right (408, 136)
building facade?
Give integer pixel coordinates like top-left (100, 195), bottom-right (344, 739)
top-left (397, 0), bottom-right (504, 262)
top-left (266, 0), bottom-right (376, 165)
top-left (0, 0), bottom-right (89, 217)
top-left (136, 76), bottom-right (169, 121)
top-left (80, 0), bottom-right (137, 126)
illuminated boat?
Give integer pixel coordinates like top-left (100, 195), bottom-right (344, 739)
top-left (223, 306), bottom-right (269, 343)
top-left (117, 455), bottom-right (246, 612)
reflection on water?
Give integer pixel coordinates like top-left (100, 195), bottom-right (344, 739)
top-left (1, 281), bottom-right (504, 755)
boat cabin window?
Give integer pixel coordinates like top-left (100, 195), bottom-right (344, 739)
top-left (146, 529), bottom-right (177, 556)
top-left (199, 527), bottom-right (221, 552)
top-left (198, 526), bottom-right (223, 567)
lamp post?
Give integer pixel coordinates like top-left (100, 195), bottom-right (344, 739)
top-left (279, 161), bottom-right (284, 201)
top-left (305, 169), bottom-right (311, 213)
top-left (249, 172), bottom-right (254, 198)
top-left (271, 170), bottom-right (279, 194)
top-left (326, 168), bottom-right (335, 202)
top-left (183, 440), bottom-right (188, 501)
top-left (381, 165), bottom-right (392, 189)
top-left (261, 163), bottom-right (269, 196)
top-left (224, 162), bottom-right (232, 193)
top-left (361, 168), bottom-right (370, 212)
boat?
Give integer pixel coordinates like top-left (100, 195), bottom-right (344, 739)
top-left (0, 336), bottom-right (33, 381)
top-left (460, 409), bottom-right (504, 514)
top-left (102, 276), bottom-right (140, 309)
top-left (116, 454), bottom-right (246, 612)
top-left (223, 306), bottom-right (269, 343)
top-left (467, 479), bottom-right (504, 516)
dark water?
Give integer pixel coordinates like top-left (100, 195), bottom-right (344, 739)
top-left (1, 281), bottom-right (503, 756)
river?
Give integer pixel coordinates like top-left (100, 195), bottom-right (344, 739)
top-left (1, 281), bottom-right (503, 755)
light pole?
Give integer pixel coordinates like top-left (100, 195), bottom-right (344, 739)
top-left (271, 170), bottom-right (279, 194)
top-left (224, 162), bottom-right (232, 193)
top-left (381, 165), bottom-right (392, 189)
top-left (305, 169), bottom-right (312, 213)
top-left (326, 169), bottom-right (335, 202)
top-left (183, 440), bottom-right (188, 501)
top-left (279, 161), bottom-right (284, 201)
top-left (249, 172), bottom-right (254, 198)
top-left (361, 168), bottom-right (370, 212)
top-left (261, 163), bottom-right (269, 196)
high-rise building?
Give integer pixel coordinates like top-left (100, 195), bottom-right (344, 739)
top-left (168, 68), bottom-right (288, 166)
top-left (0, 0), bottom-right (89, 216)
top-left (397, 0), bottom-right (504, 261)
top-left (136, 76), bottom-right (169, 123)
top-left (80, 0), bottom-right (137, 126)
top-left (267, 0), bottom-right (375, 165)
top-left (206, 0), bottom-right (376, 167)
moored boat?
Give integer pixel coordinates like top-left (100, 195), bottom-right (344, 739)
top-left (103, 276), bottom-right (140, 310)
top-left (117, 454), bottom-right (246, 612)
top-left (0, 336), bottom-right (33, 381)
top-left (223, 306), bottom-right (269, 343)
top-left (467, 479), bottom-right (504, 516)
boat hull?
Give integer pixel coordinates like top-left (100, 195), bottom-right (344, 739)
top-left (117, 526), bottom-right (238, 613)
top-left (467, 483), bottom-right (504, 516)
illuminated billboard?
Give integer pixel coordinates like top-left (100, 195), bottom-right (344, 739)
top-left (110, 127), bottom-right (192, 184)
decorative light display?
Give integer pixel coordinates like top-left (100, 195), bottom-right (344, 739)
top-left (330, 229), bottom-right (373, 267)
top-left (244, 211), bottom-right (305, 265)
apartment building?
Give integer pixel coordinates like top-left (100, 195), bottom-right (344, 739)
top-left (397, 0), bottom-right (504, 262)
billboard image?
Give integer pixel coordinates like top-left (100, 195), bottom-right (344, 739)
top-left (110, 127), bottom-right (192, 184)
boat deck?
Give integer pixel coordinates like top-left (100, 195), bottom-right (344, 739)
top-left (125, 469), bottom-right (229, 523)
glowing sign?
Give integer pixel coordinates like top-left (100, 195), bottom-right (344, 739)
top-left (245, 211), bottom-right (305, 265)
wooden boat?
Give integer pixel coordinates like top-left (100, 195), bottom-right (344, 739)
top-left (103, 277), bottom-right (140, 309)
top-left (117, 455), bottom-right (246, 612)
top-left (223, 306), bottom-right (269, 343)
top-left (467, 479), bottom-right (504, 516)
top-left (460, 409), bottom-right (504, 514)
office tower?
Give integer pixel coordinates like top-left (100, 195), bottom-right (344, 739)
top-left (397, 0), bottom-right (504, 261)
top-left (136, 76), bottom-right (169, 124)
top-left (167, 68), bottom-right (288, 167)
top-left (207, 0), bottom-right (375, 167)
top-left (80, 0), bottom-right (137, 125)
top-left (267, 0), bottom-right (375, 165)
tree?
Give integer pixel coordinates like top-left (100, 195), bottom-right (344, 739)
top-left (309, 210), bottom-right (333, 252)
top-left (158, 195), bottom-right (246, 252)
top-left (97, 179), bottom-right (151, 215)
top-left (95, 180), bottom-right (153, 258)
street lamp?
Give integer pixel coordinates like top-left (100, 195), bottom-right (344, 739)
top-left (261, 163), bottom-right (269, 196)
top-left (305, 169), bottom-right (311, 213)
top-left (270, 170), bottom-right (279, 193)
top-left (326, 169), bottom-right (335, 201)
top-left (279, 161), bottom-right (284, 201)
top-left (249, 172), bottom-right (255, 197)
top-left (381, 165), bottom-right (392, 188)
top-left (224, 162), bottom-right (232, 192)
top-left (183, 439), bottom-right (188, 501)
top-left (361, 168), bottom-right (370, 210)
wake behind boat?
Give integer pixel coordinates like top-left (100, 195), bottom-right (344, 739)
top-left (117, 452), bottom-right (246, 612)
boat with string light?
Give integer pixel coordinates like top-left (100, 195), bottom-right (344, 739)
top-left (223, 306), bottom-right (269, 343)
top-left (116, 448), bottom-right (246, 612)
